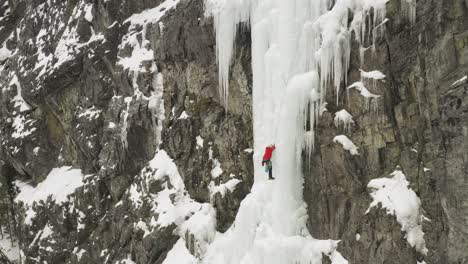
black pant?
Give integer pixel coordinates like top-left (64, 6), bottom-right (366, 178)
top-left (263, 160), bottom-right (273, 179)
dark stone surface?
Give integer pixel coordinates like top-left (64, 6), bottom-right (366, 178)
top-left (0, 0), bottom-right (252, 263)
top-left (304, 1), bottom-right (468, 263)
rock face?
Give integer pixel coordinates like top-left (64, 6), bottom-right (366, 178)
top-left (304, 1), bottom-right (468, 264)
top-left (0, 0), bottom-right (252, 263)
top-left (0, 0), bottom-right (466, 263)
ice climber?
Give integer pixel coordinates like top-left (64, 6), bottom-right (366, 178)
top-left (262, 144), bottom-right (276, 180)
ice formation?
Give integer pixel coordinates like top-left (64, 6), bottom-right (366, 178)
top-left (450, 75), bottom-right (467, 87)
top-left (347, 81), bottom-right (381, 111)
top-left (367, 169), bottom-right (428, 255)
top-left (401, 0), bottom-right (417, 25)
top-left (201, 0), bottom-right (402, 262)
top-left (334, 109), bottom-right (355, 131)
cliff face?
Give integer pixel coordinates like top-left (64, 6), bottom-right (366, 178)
top-left (0, 0), bottom-right (252, 262)
top-left (305, 1), bottom-right (468, 263)
top-left (0, 0), bottom-right (466, 263)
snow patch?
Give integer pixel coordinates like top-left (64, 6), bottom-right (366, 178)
top-left (10, 74), bottom-right (32, 113)
top-left (347, 81), bottom-right (380, 111)
top-left (15, 167), bottom-right (84, 206)
top-left (84, 4), bottom-right (93, 22)
top-left (12, 114), bottom-right (36, 139)
top-left (0, 234), bottom-right (20, 261)
top-left (347, 82), bottom-right (380, 98)
top-left (333, 135), bottom-right (359, 155)
top-left (163, 239), bottom-right (198, 264)
top-left (208, 178), bottom-right (241, 199)
top-left (78, 106), bottom-right (101, 120)
top-left (360, 69), bottom-right (386, 80)
top-left (196, 136), bottom-right (204, 149)
top-left (367, 169), bottom-right (428, 255)
top-left (210, 159), bottom-right (223, 179)
top-left (450, 75), bottom-right (467, 87)
top-left (124, 0), bottom-right (181, 25)
top-left (0, 46), bottom-right (11, 62)
top-left (179, 111), bottom-right (189, 119)
top-left (73, 247), bottom-right (86, 261)
top-left (118, 256), bottom-right (137, 264)
top-left (334, 110), bottom-right (354, 131)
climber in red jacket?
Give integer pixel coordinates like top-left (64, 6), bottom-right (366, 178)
top-left (262, 144), bottom-right (276, 180)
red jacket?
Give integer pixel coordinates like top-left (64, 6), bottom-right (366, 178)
top-left (262, 145), bottom-right (276, 161)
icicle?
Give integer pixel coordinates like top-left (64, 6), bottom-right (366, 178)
top-left (401, 0), bottom-right (417, 25)
top-left (204, 0), bottom-right (252, 107)
top-left (334, 109), bottom-right (355, 131)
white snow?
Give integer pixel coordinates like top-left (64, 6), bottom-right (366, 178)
top-left (243, 148), bottom-right (253, 153)
top-left (367, 169), bottom-right (428, 255)
top-left (0, 46), bottom-right (11, 62)
top-left (117, 34), bottom-right (154, 73)
top-left (334, 110), bottom-right (354, 131)
top-left (450, 75), bottom-right (467, 87)
top-left (347, 82), bottom-right (381, 98)
top-left (120, 97), bottom-right (132, 149)
top-left (208, 178), bottom-right (241, 199)
top-left (15, 166), bottom-right (84, 206)
top-left (163, 239), bottom-right (198, 264)
top-left (40, 224), bottom-right (54, 240)
top-left (10, 74), bottom-right (32, 113)
top-left (73, 247), bottom-right (86, 261)
top-left (11, 114), bottom-right (36, 139)
top-left (126, 149), bottom-right (216, 260)
top-left (119, 256), bottom-right (137, 264)
top-left (210, 159), bottom-right (223, 179)
top-left (196, 136), bottom-right (204, 148)
top-left (355, 233), bottom-right (361, 241)
top-left (84, 4), bottom-right (93, 22)
top-left (33, 147), bottom-right (40, 155)
top-left (124, 0), bottom-right (181, 25)
top-left (117, 0), bottom-right (181, 87)
top-left (77, 106), bottom-right (101, 120)
top-left (360, 69), bottom-right (386, 80)
top-left (0, 234), bottom-right (20, 261)
top-left (179, 111), bottom-right (189, 119)
top-left (179, 204), bottom-right (217, 257)
top-left (347, 81), bottom-right (380, 111)
top-left (333, 135), bottom-right (359, 155)
top-left (145, 150), bottom-right (215, 231)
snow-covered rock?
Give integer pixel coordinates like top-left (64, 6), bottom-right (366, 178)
top-left (367, 169), bottom-right (428, 255)
top-left (334, 110), bottom-right (355, 131)
top-left (333, 135), bottom-right (359, 155)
